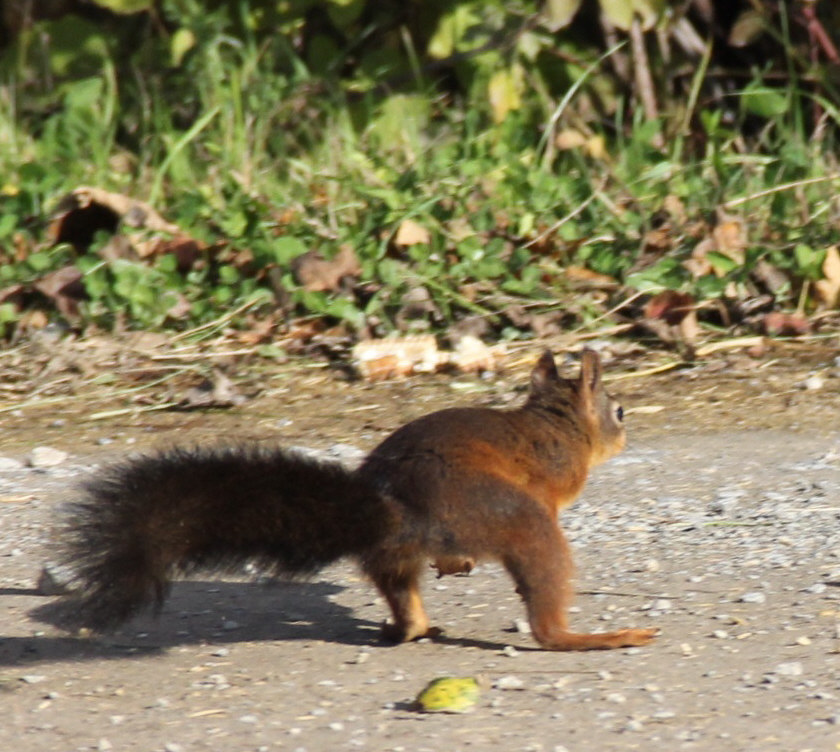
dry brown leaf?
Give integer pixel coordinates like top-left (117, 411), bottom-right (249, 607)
top-left (762, 311), bottom-right (811, 336)
top-left (448, 335), bottom-right (504, 373)
top-left (564, 266), bottom-right (619, 290)
top-left (33, 266), bottom-right (86, 321)
top-left (643, 290), bottom-right (699, 347)
top-left (712, 219), bottom-right (746, 264)
top-left (393, 219), bottom-right (431, 247)
top-left (353, 335), bottom-right (442, 380)
top-left (814, 245), bottom-right (840, 308)
top-left (555, 128), bottom-right (587, 150)
top-left (292, 245), bottom-right (361, 292)
top-left (49, 186), bottom-right (179, 249)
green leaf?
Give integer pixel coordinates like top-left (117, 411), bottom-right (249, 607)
top-left (273, 236), bottom-right (307, 265)
top-left (740, 82), bottom-right (787, 118)
top-left (86, 0), bottom-right (152, 13)
top-left (542, 0), bottom-right (583, 31)
top-left (170, 28), bottom-right (196, 67)
top-left (705, 251), bottom-right (739, 276)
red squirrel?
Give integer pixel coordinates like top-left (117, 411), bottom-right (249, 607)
top-left (53, 349), bottom-right (657, 651)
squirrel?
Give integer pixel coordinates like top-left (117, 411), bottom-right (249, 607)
top-left (52, 349), bottom-right (658, 651)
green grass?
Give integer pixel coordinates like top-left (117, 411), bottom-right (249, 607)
top-left (1, 4), bottom-right (839, 341)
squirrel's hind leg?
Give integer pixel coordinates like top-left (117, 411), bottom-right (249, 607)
top-left (363, 556), bottom-right (436, 642)
top-left (504, 521), bottom-right (658, 651)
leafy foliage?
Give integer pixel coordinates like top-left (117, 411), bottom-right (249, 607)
top-left (0, 1), bottom-right (839, 346)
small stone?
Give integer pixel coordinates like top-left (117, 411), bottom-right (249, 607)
top-left (606, 692), bottom-right (626, 704)
top-left (164, 744), bottom-right (184, 752)
top-left (502, 645), bottom-right (519, 657)
top-left (624, 719), bottom-right (644, 732)
top-left (739, 592), bottom-right (766, 604)
top-left (712, 630), bottom-right (728, 639)
top-left (0, 456), bottom-right (24, 471)
top-left (211, 648), bottom-right (230, 657)
top-left (37, 565), bottom-right (73, 596)
top-left (513, 618), bottom-right (532, 634)
top-left (27, 446), bottom-right (69, 468)
top-left (21, 675), bottom-right (47, 684)
top-left (802, 376), bottom-right (824, 391)
top-left (795, 636), bottom-right (811, 646)
top-left (495, 675), bottom-right (525, 690)
top-left (98, 740), bottom-right (112, 752)
top-left (328, 722), bottom-right (344, 731)
top-left (238, 714), bottom-right (258, 724)
top-left (804, 583), bottom-right (827, 594)
top-left (774, 661), bottom-right (804, 677)
top-left (644, 559), bottom-right (661, 572)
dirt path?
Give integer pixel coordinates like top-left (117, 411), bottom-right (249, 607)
top-left (0, 346), bottom-right (838, 751)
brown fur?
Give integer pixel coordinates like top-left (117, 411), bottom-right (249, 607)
top-left (51, 349), bottom-right (656, 651)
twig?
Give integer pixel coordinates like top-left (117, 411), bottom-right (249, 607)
top-left (88, 402), bottom-right (180, 421)
top-left (522, 178), bottom-right (608, 249)
top-left (169, 298), bottom-right (265, 343)
top-left (604, 360), bottom-right (683, 382)
top-left (723, 175), bottom-right (840, 209)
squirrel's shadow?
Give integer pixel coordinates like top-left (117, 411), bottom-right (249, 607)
top-left (8, 579), bottom-right (524, 668)
top-left (8, 579), bottom-right (377, 668)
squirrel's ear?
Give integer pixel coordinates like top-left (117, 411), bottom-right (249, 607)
top-left (530, 350), bottom-right (559, 391)
top-left (578, 348), bottom-right (603, 395)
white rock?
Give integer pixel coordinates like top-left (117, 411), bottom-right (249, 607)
top-left (27, 446), bottom-right (69, 467)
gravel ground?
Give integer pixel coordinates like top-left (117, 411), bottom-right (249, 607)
top-left (0, 424), bottom-right (839, 752)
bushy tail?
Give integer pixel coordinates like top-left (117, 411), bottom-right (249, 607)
top-left (54, 446), bottom-right (389, 630)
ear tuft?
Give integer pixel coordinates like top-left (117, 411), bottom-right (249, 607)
top-left (530, 350), bottom-right (559, 391)
top-left (579, 348), bottom-right (602, 394)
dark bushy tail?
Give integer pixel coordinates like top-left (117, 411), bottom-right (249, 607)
top-left (55, 446), bottom-right (390, 630)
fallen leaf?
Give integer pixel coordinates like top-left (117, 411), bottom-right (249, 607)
top-left (179, 370), bottom-right (246, 408)
top-left (814, 245), bottom-right (840, 308)
top-left (49, 186), bottom-right (179, 249)
top-left (642, 290), bottom-right (700, 347)
top-left (352, 335), bottom-right (442, 380)
top-left (414, 676), bottom-right (481, 714)
top-left (33, 266), bottom-right (86, 320)
top-left (292, 245), bottom-right (361, 292)
top-left (762, 311), bottom-right (811, 336)
top-left (448, 335), bottom-right (503, 373)
top-left (393, 219), bottom-right (430, 247)
top-left (564, 266), bottom-right (619, 290)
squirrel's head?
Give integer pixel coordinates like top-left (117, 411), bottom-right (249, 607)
top-left (528, 349), bottom-right (626, 466)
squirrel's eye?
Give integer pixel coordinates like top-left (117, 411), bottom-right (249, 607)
top-left (615, 405), bottom-right (624, 422)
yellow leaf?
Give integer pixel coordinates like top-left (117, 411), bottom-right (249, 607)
top-left (415, 676), bottom-right (481, 713)
top-left (488, 67), bottom-right (522, 124)
top-left (815, 245), bottom-right (840, 308)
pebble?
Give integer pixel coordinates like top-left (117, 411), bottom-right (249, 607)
top-left (739, 592), bottom-right (766, 604)
top-left (27, 446), bottom-right (69, 468)
top-left (513, 618), bottom-right (532, 634)
top-left (495, 675), bottom-right (524, 690)
top-left (774, 661), bottom-right (804, 677)
top-left (0, 456), bottom-right (24, 471)
top-left (802, 376), bottom-right (824, 391)
top-left (502, 645), bottom-right (519, 657)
